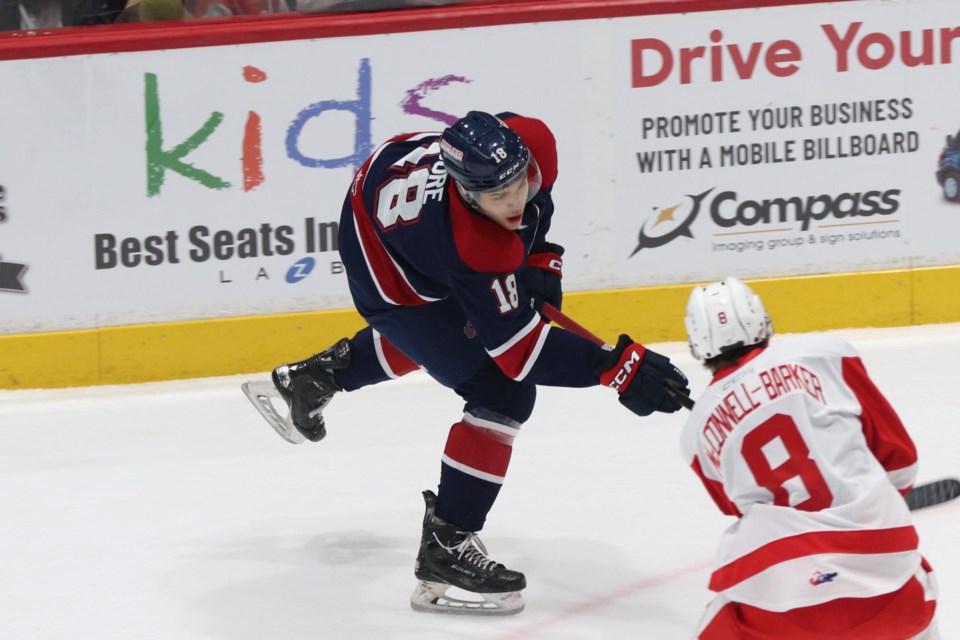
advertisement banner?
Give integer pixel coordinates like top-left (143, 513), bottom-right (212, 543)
top-left (0, 25), bottom-right (592, 333)
top-left (614, 0), bottom-right (960, 286)
top-left (1, 0), bottom-right (959, 334)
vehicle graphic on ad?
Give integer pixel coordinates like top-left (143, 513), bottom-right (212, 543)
top-left (936, 130), bottom-right (960, 202)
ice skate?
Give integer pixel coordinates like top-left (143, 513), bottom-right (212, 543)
top-left (410, 490), bottom-right (526, 616)
top-left (242, 338), bottom-right (350, 444)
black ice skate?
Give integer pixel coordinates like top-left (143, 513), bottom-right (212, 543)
top-left (410, 490), bottom-right (526, 616)
top-left (241, 338), bottom-right (350, 444)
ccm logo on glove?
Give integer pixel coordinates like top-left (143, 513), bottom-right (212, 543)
top-left (527, 253), bottom-right (563, 274)
top-left (522, 242), bottom-right (565, 312)
top-left (600, 343), bottom-right (647, 392)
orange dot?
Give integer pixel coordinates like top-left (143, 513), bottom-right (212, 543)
top-left (243, 66), bottom-right (267, 83)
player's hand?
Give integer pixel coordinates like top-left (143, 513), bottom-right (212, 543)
top-left (597, 335), bottom-right (690, 417)
top-left (521, 242), bottom-right (564, 312)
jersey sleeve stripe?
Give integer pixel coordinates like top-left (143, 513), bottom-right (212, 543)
top-left (513, 322), bottom-right (551, 381)
top-left (487, 317), bottom-right (551, 381)
top-left (708, 525), bottom-right (919, 592)
top-left (487, 314), bottom-right (542, 357)
top-left (841, 356), bottom-right (918, 482)
top-left (691, 457), bottom-right (742, 517)
top-left (886, 463), bottom-right (919, 493)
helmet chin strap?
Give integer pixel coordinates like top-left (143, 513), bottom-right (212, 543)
top-left (454, 182), bottom-right (495, 220)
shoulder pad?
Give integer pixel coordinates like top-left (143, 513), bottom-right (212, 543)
top-left (499, 114), bottom-right (558, 189)
top-left (780, 333), bottom-right (858, 359)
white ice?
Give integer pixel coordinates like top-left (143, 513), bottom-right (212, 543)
top-left (1, 324), bottom-right (957, 639)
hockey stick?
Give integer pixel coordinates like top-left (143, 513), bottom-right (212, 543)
top-left (905, 477), bottom-right (960, 511)
top-left (540, 303), bottom-right (694, 410)
top-left (539, 303), bottom-right (959, 511)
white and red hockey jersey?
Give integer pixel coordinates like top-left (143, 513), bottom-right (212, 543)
top-left (681, 333), bottom-right (922, 612)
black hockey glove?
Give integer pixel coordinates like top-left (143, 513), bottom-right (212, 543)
top-left (521, 242), bottom-right (564, 312)
top-left (596, 335), bottom-right (690, 417)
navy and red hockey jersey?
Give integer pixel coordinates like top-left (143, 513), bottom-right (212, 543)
top-left (337, 114), bottom-right (607, 388)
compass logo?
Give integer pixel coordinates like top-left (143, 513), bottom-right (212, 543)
top-left (630, 188), bottom-right (713, 256)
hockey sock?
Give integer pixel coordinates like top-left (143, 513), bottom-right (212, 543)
top-left (435, 410), bottom-right (520, 532)
top-left (334, 327), bottom-right (418, 391)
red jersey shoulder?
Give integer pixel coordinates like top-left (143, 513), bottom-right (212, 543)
top-left (447, 182), bottom-right (524, 274)
top-left (500, 114), bottom-right (558, 189)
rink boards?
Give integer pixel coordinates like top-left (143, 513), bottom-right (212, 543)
top-left (2, 0), bottom-right (960, 387)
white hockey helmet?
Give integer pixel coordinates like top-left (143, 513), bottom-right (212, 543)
top-left (685, 277), bottom-right (773, 361)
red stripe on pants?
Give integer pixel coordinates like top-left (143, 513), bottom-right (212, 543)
top-left (380, 335), bottom-right (418, 376)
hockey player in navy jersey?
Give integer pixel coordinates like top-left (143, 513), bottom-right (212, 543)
top-left (268, 111), bottom-right (690, 615)
top-left (682, 277), bottom-right (938, 639)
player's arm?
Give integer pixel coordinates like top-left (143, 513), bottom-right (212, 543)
top-left (842, 355), bottom-right (918, 494)
top-left (449, 266), bottom-right (688, 416)
top-left (681, 420), bottom-right (743, 516)
top-left (451, 267), bottom-right (603, 387)
top-left (690, 457), bottom-right (743, 516)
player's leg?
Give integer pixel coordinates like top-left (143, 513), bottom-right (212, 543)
top-left (360, 301), bottom-right (535, 614)
top-left (872, 559), bottom-right (938, 640)
top-left (778, 560), bottom-right (938, 639)
top-left (435, 363), bottom-right (535, 531)
top-left (271, 295), bottom-right (488, 444)
top-left (271, 325), bottom-right (418, 442)
top-left (269, 190), bottom-right (424, 442)
top-left (910, 559), bottom-right (940, 639)
top-left (696, 594), bottom-right (818, 639)
top-left (697, 559), bottom-right (938, 639)
top-left (411, 363), bottom-right (536, 615)
top-left (696, 594), bottom-right (756, 639)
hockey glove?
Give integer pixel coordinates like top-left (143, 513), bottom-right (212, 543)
top-left (597, 335), bottom-right (690, 417)
top-left (521, 242), bottom-right (564, 312)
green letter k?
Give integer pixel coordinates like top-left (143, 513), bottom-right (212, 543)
top-left (144, 73), bottom-right (231, 197)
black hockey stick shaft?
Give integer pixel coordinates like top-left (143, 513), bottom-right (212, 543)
top-left (905, 478), bottom-right (960, 511)
top-left (540, 303), bottom-right (694, 410)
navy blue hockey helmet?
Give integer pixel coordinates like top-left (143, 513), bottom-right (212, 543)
top-left (440, 111), bottom-right (538, 196)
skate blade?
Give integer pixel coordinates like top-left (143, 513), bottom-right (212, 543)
top-left (410, 581), bottom-right (524, 616)
top-left (240, 380), bottom-right (306, 445)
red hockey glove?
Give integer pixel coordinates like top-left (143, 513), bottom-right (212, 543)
top-left (597, 335), bottom-right (690, 417)
top-left (521, 242), bottom-right (564, 312)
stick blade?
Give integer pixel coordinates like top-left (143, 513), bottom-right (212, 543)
top-left (240, 379), bottom-right (306, 445)
top-left (905, 478), bottom-right (960, 511)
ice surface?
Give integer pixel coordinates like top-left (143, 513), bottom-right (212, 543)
top-left (1, 324), bottom-right (957, 639)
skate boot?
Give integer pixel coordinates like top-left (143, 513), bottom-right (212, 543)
top-left (270, 338), bottom-right (351, 442)
top-left (410, 490), bottom-right (526, 616)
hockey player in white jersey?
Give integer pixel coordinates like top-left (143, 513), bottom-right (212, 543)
top-left (682, 277), bottom-right (938, 639)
